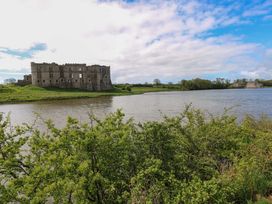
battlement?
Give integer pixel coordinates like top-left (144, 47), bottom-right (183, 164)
top-left (64, 63), bottom-right (86, 66)
top-left (31, 62), bottom-right (58, 65)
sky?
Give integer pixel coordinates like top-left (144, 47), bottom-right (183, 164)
top-left (0, 0), bottom-right (272, 83)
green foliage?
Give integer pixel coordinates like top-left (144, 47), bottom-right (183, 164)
top-left (120, 85), bottom-right (131, 92)
top-left (257, 79), bottom-right (272, 87)
top-left (1, 107), bottom-right (272, 203)
top-left (153, 79), bottom-right (161, 86)
top-left (180, 78), bottom-right (230, 90)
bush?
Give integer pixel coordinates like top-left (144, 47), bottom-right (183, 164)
top-left (0, 107), bottom-right (272, 203)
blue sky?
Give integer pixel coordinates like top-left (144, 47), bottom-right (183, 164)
top-left (0, 43), bottom-right (47, 59)
top-left (0, 0), bottom-right (272, 83)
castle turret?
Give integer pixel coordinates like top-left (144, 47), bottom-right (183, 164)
top-left (31, 62), bottom-right (40, 86)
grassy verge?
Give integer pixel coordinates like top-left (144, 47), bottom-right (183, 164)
top-left (0, 84), bottom-right (179, 104)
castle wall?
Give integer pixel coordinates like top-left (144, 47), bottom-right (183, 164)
top-left (17, 74), bottom-right (32, 86)
top-left (31, 62), bottom-right (112, 91)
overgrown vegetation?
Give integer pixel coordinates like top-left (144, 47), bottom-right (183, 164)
top-left (1, 107), bottom-right (272, 203)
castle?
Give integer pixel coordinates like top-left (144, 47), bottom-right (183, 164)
top-left (28, 62), bottom-right (112, 91)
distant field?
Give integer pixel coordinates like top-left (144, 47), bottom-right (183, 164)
top-left (130, 86), bottom-right (178, 93)
top-left (0, 85), bottom-right (179, 104)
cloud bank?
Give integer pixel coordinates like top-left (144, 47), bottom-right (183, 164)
top-left (0, 0), bottom-right (271, 83)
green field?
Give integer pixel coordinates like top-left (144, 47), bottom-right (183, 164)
top-left (0, 84), bottom-right (179, 104)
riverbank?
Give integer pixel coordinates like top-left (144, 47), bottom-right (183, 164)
top-left (0, 84), bottom-right (179, 104)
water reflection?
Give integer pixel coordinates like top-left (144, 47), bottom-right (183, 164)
top-left (0, 88), bottom-right (271, 127)
top-left (0, 96), bottom-right (113, 127)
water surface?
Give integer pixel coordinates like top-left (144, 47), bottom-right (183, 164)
top-left (0, 88), bottom-right (271, 127)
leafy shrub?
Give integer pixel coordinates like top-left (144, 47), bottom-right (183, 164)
top-left (0, 107), bottom-right (272, 203)
top-left (119, 85), bottom-right (131, 92)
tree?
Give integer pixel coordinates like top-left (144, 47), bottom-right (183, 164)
top-left (4, 78), bottom-right (16, 84)
top-left (213, 78), bottom-right (230, 89)
top-left (153, 79), bottom-right (161, 86)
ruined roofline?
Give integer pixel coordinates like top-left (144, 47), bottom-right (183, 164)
top-left (31, 62), bottom-right (110, 67)
top-left (87, 64), bottom-right (110, 68)
top-left (31, 62), bottom-right (58, 65)
top-left (65, 63), bottom-right (87, 66)
top-left (31, 62), bottom-right (86, 66)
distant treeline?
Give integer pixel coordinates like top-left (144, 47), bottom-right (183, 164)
top-left (115, 78), bottom-right (272, 91)
top-left (180, 78), bottom-right (230, 90)
top-left (257, 79), bottom-right (272, 87)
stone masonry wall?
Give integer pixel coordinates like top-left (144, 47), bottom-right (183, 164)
top-left (17, 74), bottom-right (32, 86)
top-left (31, 62), bottom-right (112, 91)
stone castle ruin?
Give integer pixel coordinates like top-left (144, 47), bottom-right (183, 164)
top-left (17, 74), bottom-right (32, 86)
top-left (29, 62), bottom-right (112, 91)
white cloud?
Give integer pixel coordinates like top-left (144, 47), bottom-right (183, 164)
top-left (264, 15), bottom-right (272, 20)
top-left (266, 49), bottom-right (272, 57)
top-left (240, 49), bottom-right (272, 79)
top-left (242, 0), bottom-right (272, 17)
top-left (0, 0), bottom-right (270, 83)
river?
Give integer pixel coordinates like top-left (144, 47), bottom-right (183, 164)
top-left (0, 88), bottom-right (272, 127)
